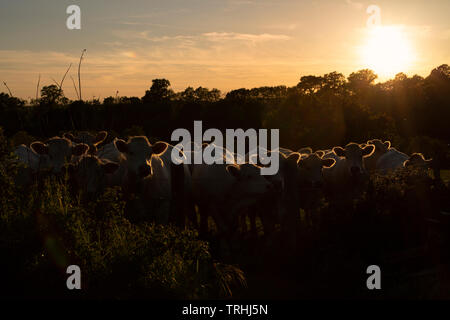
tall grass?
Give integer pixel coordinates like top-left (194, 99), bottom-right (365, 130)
top-left (0, 129), bottom-right (246, 299)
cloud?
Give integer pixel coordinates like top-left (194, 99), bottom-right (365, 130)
top-left (202, 32), bottom-right (291, 42)
top-left (1, 24), bottom-right (441, 100)
top-left (118, 30), bottom-right (291, 44)
top-left (265, 23), bottom-right (297, 31)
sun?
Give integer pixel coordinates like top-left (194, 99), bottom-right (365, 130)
top-left (360, 26), bottom-right (415, 79)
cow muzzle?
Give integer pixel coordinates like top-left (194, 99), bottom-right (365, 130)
top-left (138, 165), bottom-right (151, 178)
top-left (351, 166), bottom-right (361, 176)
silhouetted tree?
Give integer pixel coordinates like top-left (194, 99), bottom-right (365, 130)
top-left (347, 69), bottom-right (377, 92)
top-left (142, 79), bottom-right (174, 103)
top-left (322, 72), bottom-right (346, 91)
top-left (297, 75), bottom-right (324, 94)
top-left (40, 85), bottom-right (67, 105)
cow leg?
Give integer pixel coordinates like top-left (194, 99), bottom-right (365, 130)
top-left (170, 162), bottom-right (185, 229)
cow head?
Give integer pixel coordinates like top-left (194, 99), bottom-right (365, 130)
top-left (64, 131), bottom-right (108, 155)
top-left (31, 137), bottom-right (89, 173)
top-left (315, 150), bottom-right (326, 158)
top-left (404, 153), bottom-right (433, 170)
top-left (114, 136), bottom-right (168, 179)
top-left (297, 147), bottom-right (313, 155)
top-left (368, 139), bottom-right (391, 154)
top-left (68, 155), bottom-right (120, 197)
top-left (247, 149), bottom-right (284, 194)
top-left (296, 152), bottom-right (336, 188)
top-left (226, 163), bottom-right (273, 197)
top-left (333, 142), bottom-right (374, 178)
top-left (287, 153), bottom-right (336, 188)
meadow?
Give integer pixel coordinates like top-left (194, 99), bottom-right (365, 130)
top-left (0, 65), bottom-right (449, 299)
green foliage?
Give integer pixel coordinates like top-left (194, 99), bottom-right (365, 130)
top-left (0, 132), bottom-right (245, 298)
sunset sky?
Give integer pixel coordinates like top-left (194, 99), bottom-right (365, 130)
top-left (0, 0), bottom-right (449, 100)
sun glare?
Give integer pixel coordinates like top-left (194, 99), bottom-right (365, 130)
top-left (360, 26), bottom-right (415, 79)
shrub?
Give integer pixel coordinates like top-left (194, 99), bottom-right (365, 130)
top-left (0, 133), bottom-right (246, 298)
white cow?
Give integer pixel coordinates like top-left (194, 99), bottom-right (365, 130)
top-left (280, 151), bottom-right (335, 232)
top-left (191, 157), bottom-right (273, 237)
top-left (243, 148), bottom-right (335, 236)
top-left (375, 147), bottom-right (410, 174)
top-left (67, 155), bottom-right (121, 198)
top-left (30, 137), bottom-right (89, 174)
top-left (64, 131), bottom-right (108, 155)
top-left (297, 147), bottom-right (313, 155)
top-left (97, 138), bottom-right (124, 163)
top-left (14, 144), bottom-right (50, 172)
top-left (13, 144), bottom-right (52, 188)
top-left (404, 153), bottom-right (433, 169)
top-left (113, 136), bottom-right (194, 226)
top-left (364, 139), bottom-right (391, 172)
top-left (377, 148), bottom-right (433, 174)
top-left (277, 147), bottom-right (294, 157)
top-left (323, 142), bottom-right (375, 197)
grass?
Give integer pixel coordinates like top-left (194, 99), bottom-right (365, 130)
top-left (0, 160), bottom-right (246, 299)
top-left (441, 170), bottom-right (450, 184)
top-left (1, 128), bottom-right (449, 299)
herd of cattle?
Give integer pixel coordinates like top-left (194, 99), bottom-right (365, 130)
top-left (12, 131), bottom-right (436, 240)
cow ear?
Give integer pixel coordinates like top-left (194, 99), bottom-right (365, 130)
top-left (31, 141), bottom-right (49, 155)
top-left (403, 160), bottom-right (411, 167)
top-left (226, 164), bottom-right (241, 179)
top-left (72, 143), bottom-right (89, 156)
top-left (384, 141), bottom-right (391, 149)
top-left (114, 139), bottom-right (128, 153)
top-left (102, 161), bottom-right (120, 174)
top-left (152, 141), bottom-right (168, 156)
top-left (278, 151), bottom-right (288, 159)
top-left (93, 131), bottom-right (108, 146)
top-left (362, 144), bottom-right (375, 157)
top-left (298, 147), bottom-right (312, 155)
top-left (63, 133), bottom-right (75, 141)
top-left (88, 145), bottom-right (97, 155)
top-left (286, 152), bottom-right (301, 165)
top-left (315, 150), bottom-right (325, 158)
top-left (322, 158), bottom-right (336, 168)
top-left (333, 146), bottom-right (345, 157)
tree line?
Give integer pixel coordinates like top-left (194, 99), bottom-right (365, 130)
top-left (1, 65), bottom-right (449, 158)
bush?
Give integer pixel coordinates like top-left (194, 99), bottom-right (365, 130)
top-left (0, 131), bottom-right (246, 298)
